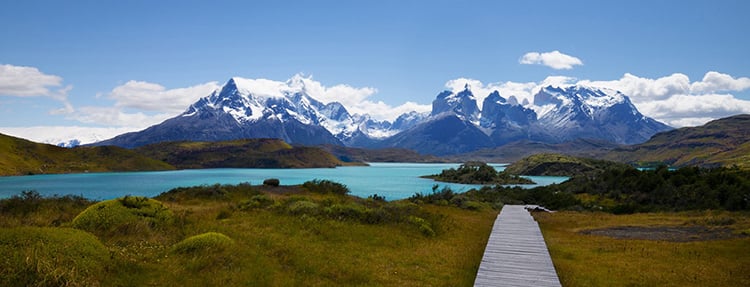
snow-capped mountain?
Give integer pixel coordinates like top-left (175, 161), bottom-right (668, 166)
top-left (532, 85), bottom-right (671, 144)
top-left (373, 84), bottom-right (671, 155)
top-left (95, 77), bottom-right (413, 148)
top-left (431, 84), bottom-right (480, 123)
top-left (94, 76), bottom-right (671, 155)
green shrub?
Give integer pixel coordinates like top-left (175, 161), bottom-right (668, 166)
top-left (71, 196), bottom-right (173, 235)
top-left (324, 203), bottom-right (365, 221)
top-left (156, 182), bottom-right (259, 202)
top-left (170, 232), bottom-right (236, 273)
top-left (238, 194), bottom-right (275, 210)
top-left (0, 227), bottom-right (109, 287)
top-left (0, 191), bottom-right (93, 227)
top-left (263, 178), bottom-right (280, 187)
top-left (171, 232), bottom-right (235, 254)
top-left (407, 216), bottom-right (436, 237)
top-left (287, 200), bottom-right (320, 216)
top-left (302, 179), bottom-right (350, 195)
top-left (461, 201), bottom-right (485, 211)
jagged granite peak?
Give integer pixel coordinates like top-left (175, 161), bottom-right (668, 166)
top-left (477, 90), bottom-right (539, 145)
top-left (376, 113), bottom-right (494, 156)
top-left (480, 90), bottom-right (537, 129)
top-left (431, 85), bottom-right (480, 122)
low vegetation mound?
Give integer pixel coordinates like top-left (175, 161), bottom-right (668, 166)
top-left (0, 133), bottom-right (174, 176)
top-left (156, 182), bottom-right (259, 202)
top-left (135, 138), bottom-right (350, 168)
top-left (504, 153), bottom-right (629, 177)
top-left (302, 179), bottom-right (351, 195)
top-left (171, 232), bottom-right (235, 254)
top-left (320, 144), bottom-right (444, 163)
top-left (71, 196), bottom-right (173, 235)
top-left (0, 227), bottom-right (109, 287)
top-left (423, 161), bottom-right (534, 184)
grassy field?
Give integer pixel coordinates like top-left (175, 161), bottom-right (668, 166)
top-left (535, 211), bottom-right (750, 287)
top-left (0, 185), bottom-right (497, 287)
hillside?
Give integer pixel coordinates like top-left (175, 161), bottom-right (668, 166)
top-left (0, 133), bottom-right (174, 176)
top-left (135, 138), bottom-right (352, 169)
top-left (453, 138), bottom-right (621, 163)
top-left (605, 114), bottom-right (750, 168)
top-left (319, 144), bottom-right (444, 163)
top-left (504, 153), bottom-right (631, 177)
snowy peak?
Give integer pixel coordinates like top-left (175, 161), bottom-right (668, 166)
top-left (534, 85), bottom-right (628, 115)
top-left (480, 90), bottom-right (537, 129)
top-left (431, 86), bottom-right (480, 122)
top-left (531, 85), bottom-right (671, 144)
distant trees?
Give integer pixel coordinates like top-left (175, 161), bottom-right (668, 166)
top-left (425, 162), bottom-right (535, 185)
top-left (416, 164), bottom-right (750, 213)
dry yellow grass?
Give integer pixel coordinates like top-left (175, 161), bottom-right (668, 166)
top-left (536, 211), bottom-right (750, 287)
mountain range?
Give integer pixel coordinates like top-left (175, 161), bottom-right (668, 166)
top-left (94, 76), bottom-right (672, 155)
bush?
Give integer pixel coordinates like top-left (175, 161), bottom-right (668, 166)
top-left (302, 179), bottom-right (350, 195)
top-left (287, 200), bottom-right (320, 216)
top-left (170, 232), bottom-right (236, 273)
top-left (461, 200), bottom-right (485, 211)
top-left (171, 232), bottom-right (235, 254)
top-left (263, 178), bottom-right (280, 187)
top-left (156, 182), bottom-right (259, 202)
top-left (324, 203), bottom-right (365, 221)
top-left (407, 216), bottom-right (436, 237)
top-left (0, 227), bottom-right (109, 287)
top-left (71, 196), bottom-right (173, 235)
top-left (0, 191), bottom-right (92, 227)
top-left (238, 194), bottom-right (275, 210)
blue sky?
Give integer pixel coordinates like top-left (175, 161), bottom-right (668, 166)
top-left (1, 0), bottom-right (749, 143)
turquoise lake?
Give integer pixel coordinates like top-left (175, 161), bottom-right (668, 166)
top-left (0, 163), bottom-right (568, 201)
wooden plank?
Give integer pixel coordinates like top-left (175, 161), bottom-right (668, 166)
top-left (474, 205), bottom-right (561, 287)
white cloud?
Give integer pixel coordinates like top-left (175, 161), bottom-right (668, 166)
top-left (66, 106), bottom-right (174, 128)
top-left (690, 71), bottom-right (750, 93)
top-left (0, 126), bottom-right (138, 145)
top-left (292, 75), bottom-right (378, 109)
top-left (0, 64), bottom-right (65, 97)
top-left (109, 80), bottom-right (220, 113)
top-left (348, 100), bottom-right (431, 121)
top-left (577, 73), bottom-right (691, 101)
top-left (519, 51), bottom-right (583, 70)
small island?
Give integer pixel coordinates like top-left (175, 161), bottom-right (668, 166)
top-left (423, 161), bottom-right (535, 185)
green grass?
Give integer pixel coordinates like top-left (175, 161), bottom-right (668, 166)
top-left (135, 138), bottom-right (350, 168)
top-left (0, 185), bottom-right (497, 286)
top-left (605, 114), bottom-right (750, 169)
top-left (0, 227), bottom-right (109, 287)
top-left (0, 133), bottom-right (174, 176)
top-left (71, 196), bottom-right (174, 238)
top-left (536, 211), bottom-right (750, 286)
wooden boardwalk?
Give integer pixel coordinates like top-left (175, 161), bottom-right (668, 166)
top-left (474, 205), bottom-right (562, 287)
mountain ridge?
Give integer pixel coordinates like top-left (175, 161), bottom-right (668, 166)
top-left (604, 114), bottom-right (750, 168)
top-left (92, 76), bottom-right (673, 155)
